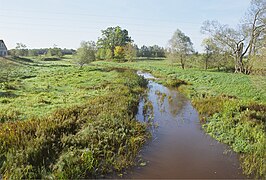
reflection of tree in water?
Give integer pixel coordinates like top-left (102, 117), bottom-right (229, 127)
top-left (142, 94), bottom-right (154, 122)
top-left (141, 93), bottom-right (159, 133)
top-left (155, 90), bottom-right (166, 113)
top-left (167, 90), bottom-right (187, 118)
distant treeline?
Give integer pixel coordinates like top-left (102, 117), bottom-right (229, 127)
top-left (136, 45), bottom-right (165, 58)
top-left (8, 44), bottom-right (166, 58)
top-left (8, 47), bottom-right (76, 57)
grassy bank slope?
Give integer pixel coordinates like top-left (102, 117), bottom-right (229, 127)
top-left (94, 59), bottom-right (266, 178)
top-left (0, 57), bottom-right (149, 178)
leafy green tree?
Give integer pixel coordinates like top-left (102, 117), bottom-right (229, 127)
top-left (168, 28), bottom-right (194, 69)
top-left (124, 43), bottom-right (137, 61)
top-left (75, 41), bottom-right (96, 67)
top-left (52, 45), bottom-right (63, 58)
top-left (105, 49), bottom-right (113, 60)
top-left (97, 26), bottom-right (132, 59)
top-left (150, 45), bottom-right (165, 58)
top-left (114, 46), bottom-right (125, 60)
top-left (96, 48), bottom-right (112, 60)
top-left (137, 45), bottom-right (165, 58)
top-left (139, 45), bottom-right (151, 57)
top-left (96, 48), bottom-right (104, 60)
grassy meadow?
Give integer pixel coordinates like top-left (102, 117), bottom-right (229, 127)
top-left (0, 56), bottom-right (149, 178)
top-left (94, 59), bottom-right (266, 178)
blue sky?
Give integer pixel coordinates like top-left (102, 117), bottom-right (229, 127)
top-left (0, 0), bottom-right (251, 52)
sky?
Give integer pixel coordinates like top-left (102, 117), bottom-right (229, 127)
top-left (0, 0), bottom-right (251, 52)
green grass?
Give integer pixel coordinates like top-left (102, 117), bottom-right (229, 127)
top-left (0, 57), bottom-right (150, 178)
top-left (0, 58), bottom-right (120, 120)
top-left (94, 59), bottom-right (266, 178)
top-left (94, 60), bottom-right (266, 103)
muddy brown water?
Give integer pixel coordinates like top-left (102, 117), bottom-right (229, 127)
top-left (124, 71), bottom-right (246, 179)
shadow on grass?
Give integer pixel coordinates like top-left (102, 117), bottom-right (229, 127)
top-left (3, 56), bottom-right (72, 68)
top-left (4, 56), bottom-right (35, 66)
top-left (0, 91), bottom-right (18, 98)
top-left (12, 56), bottom-right (35, 63)
top-left (20, 75), bottom-right (37, 79)
top-left (41, 57), bottom-right (61, 61)
top-left (208, 67), bottom-right (235, 73)
top-left (134, 57), bottom-right (166, 61)
top-left (4, 56), bottom-right (35, 65)
top-left (84, 65), bottom-right (129, 73)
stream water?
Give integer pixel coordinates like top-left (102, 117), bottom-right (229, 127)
top-left (125, 71), bottom-right (245, 179)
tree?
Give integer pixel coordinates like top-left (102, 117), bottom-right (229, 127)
top-left (124, 43), bottom-right (137, 61)
top-left (137, 45), bottom-right (165, 58)
top-left (97, 26), bottom-right (132, 59)
top-left (150, 45), bottom-right (165, 58)
top-left (201, 0), bottom-right (266, 74)
top-left (201, 38), bottom-right (233, 71)
top-left (139, 45), bottom-right (151, 58)
top-left (57, 50), bottom-right (63, 58)
top-left (168, 28), bottom-right (194, 69)
top-left (242, 0), bottom-right (266, 73)
top-left (75, 41), bottom-right (96, 67)
top-left (15, 43), bottom-right (28, 56)
top-left (28, 49), bottom-right (38, 57)
top-left (46, 49), bottom-right (52, 57)
top-left (202, 38), bottom-right (214, 70)
top-left (52, 44), bottom-right (63, 58)
top-left (114, 46), bottom-right (125, 60)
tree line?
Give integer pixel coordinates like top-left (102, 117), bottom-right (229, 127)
top-left (8, 43), bottom-right (76, 58)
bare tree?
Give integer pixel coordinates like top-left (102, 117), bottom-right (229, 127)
top-left (201, 0), bottom-right (266, 74)
top-left (201, 20), bottom-right (247, 73)
top-left (241, 0), bottom-right (266, 73)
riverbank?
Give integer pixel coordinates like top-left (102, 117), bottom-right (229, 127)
top-left (94, 59), bottom-right (266, 178)
top-left (0, 57), bottom-right (150, 178)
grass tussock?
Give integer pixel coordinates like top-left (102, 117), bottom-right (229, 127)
top-left (0, 67), bottom-right (150, 179)
top-left (158, 78), bottom-right (188, 88)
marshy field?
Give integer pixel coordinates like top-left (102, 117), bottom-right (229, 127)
top-left (0, 56), bottom-right (265, 179)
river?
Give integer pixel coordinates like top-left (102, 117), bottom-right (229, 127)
top-left (124, 71), bottom-right (245, 179)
